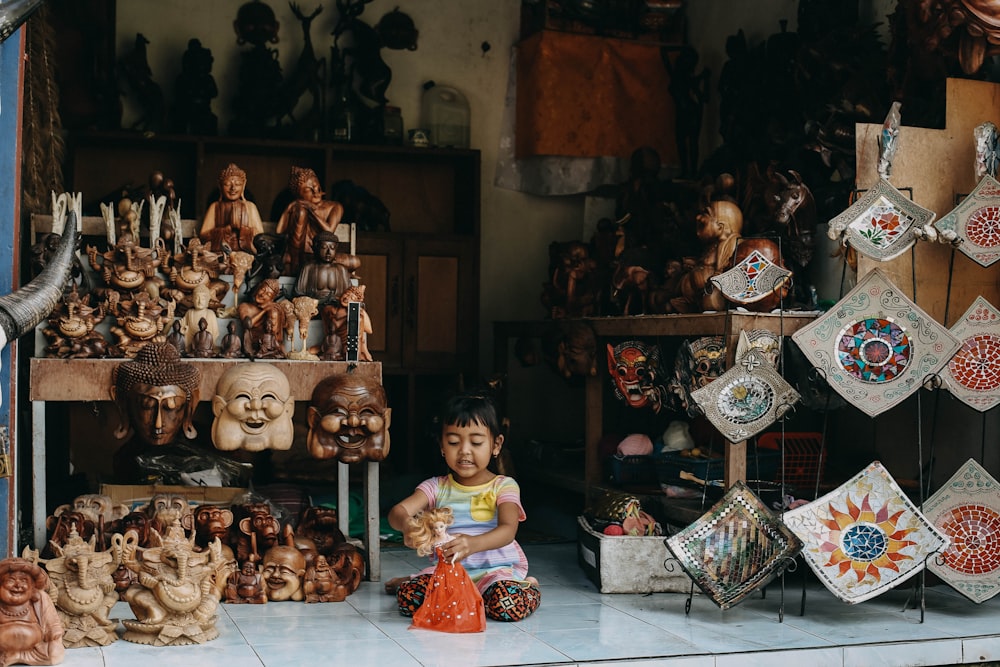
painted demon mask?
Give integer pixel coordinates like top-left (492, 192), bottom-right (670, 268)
top-left (606, 340), bottom-right (666, 412)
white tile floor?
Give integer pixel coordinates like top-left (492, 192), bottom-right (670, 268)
top-left (52, 541), bottom-right (1000, 667)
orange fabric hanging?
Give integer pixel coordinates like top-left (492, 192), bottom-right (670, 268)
top-left (515, 30), bottom-right (678, 161)
top-left (410, 548), bottom-right (486, 633)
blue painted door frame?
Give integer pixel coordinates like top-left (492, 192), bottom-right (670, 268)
top-left (0, 30), bottom-right (26, 556)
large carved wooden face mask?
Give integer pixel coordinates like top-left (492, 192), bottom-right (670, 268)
top-left (307, 374), bottom-right (391, 463)
top-left (211, 363), bottom-right (295, 451)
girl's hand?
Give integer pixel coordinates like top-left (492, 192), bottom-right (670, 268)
top-left (440, 534), bottom-right (471, 564)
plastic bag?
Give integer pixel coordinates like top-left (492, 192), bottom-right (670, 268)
top-left (135, 442), bottom-right (251, 486)
top-left (410, 548), bottom-right (485, 633)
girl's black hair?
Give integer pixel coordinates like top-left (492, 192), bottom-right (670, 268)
top-left (439, 392), bottom-right (502, 439)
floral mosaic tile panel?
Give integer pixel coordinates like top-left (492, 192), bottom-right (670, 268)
top-left (690, 348), bottom-right (799, 443)
top-left (828, 179), bottom-right (935, 262)
top-left (783, 461), bottom-right (950, 604)
top-left (943, 296), bottom-right (1000, 412)
top-left (924, 458), bottom-right (1000, 603)
top-left (665, 481), bottom-right (803, 610)
top-left (933, 175), bottom-right (1000, 267)
top-left (791, 268), bottom-right (960, 417)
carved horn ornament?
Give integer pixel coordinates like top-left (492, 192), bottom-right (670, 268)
top-left (0, 210), bottom-right (79, 345)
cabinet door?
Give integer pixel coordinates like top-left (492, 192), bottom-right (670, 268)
top-left (355, 236), bottom-right (404, 367)
top-left (403, 237), bottom-right (478, 372)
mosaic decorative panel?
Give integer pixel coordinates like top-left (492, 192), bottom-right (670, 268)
top-left (665, 481), bottom-right (803, 610)
top-left (933, 175), bottom-right (1000, 267)
top-left (690, 348), bottom-right (800, 443)
top-left (828, 179), bottom-right (936, 262)
top-left (924, 458), bottom-right (1000, 603)
top-left (710, 249), bottom-right (792, 305)
top-left (791, 268), bottom-right (960, 417)
top-left (735, 329), bottom-right (781, 366)
top-left (783, 461), bottom-right (949, 604)
top-left (943, 296), bottom-right (1000, 412)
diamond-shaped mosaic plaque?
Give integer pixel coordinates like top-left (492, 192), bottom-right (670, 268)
top-left (690, 349), bottom-right (800, 443)
top-left (923, 458), bottom-right (1000, 604)
top-left (933, 175), bottom-right (1000, 267)
top-left (828, 179), bottom-right (935, 261)
top-left (666, 481), bottom-right (803, 610)
top-left (791, 268), bottom-right (960, 417)
top-left (710, 249), bottom-right (792, 305)
top-left (943, 296), bottom-right (1000, 412)
top-left (783, 461), bottom-right (949, 604)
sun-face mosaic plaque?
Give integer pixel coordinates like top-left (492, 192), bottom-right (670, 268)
top-left (665, 481), bottom-right (803, 610)
top-left (924, 458), bottom-right (1000, 604)
top-left (783, 461), bottom-right (950, 604)
top-left (791, 268), bottom-right (961, 417)
top-left (943, 296), bottom-right (1000, 412)
top-left (690, 348), bottom-right (800, 443)
top-left (933, 175), bottom-right (1000, 267)
top-left (710, 249), bottom-right (792, 305)
top-left (828, 179), bottom-right (936, 262)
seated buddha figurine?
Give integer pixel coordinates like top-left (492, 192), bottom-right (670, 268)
top-left (198, 163), bottom-right (264, 254)
top-left (294, 231), bottom-right (358, 305)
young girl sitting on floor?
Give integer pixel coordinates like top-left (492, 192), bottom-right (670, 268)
top-left (386, 392), bottom-right (541, 622)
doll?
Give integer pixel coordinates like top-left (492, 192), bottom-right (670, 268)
top-left (406, 507), bottom-right (455, 559)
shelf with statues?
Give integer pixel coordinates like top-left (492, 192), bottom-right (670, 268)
top-left (26, 211), bottom-right (389, 578)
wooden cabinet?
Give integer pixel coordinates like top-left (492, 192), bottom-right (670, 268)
top-left (60, 131), bottom-right (482, 474)
top-left (357, 234), bottom-right (478, 372)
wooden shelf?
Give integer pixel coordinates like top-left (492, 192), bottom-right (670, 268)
top-left (494, 311), bottom-right (819, 504)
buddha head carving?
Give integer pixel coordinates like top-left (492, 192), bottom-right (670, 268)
top-left (211, 363), bottom-right (295, 451)
top-left (306, 373), bottom-right (391, 463)
top-left (111, 342), bottom-right (201, 445)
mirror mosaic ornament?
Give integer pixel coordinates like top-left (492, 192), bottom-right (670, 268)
top-left (783, 461), bottom-right (949, 604)
top-left (689, 348), bottom-right (799, 443)
top-left (923, 458), bottom-right (1000, 604)
top-left (942, 296), bottom-right (1000, 412)
top-left (827, 179), bottom-right (936, 262)
top-left (933, 175), bottom-right (1000, 267)
top-left (665, 481), bottom-right (802, 610)
top-left (791, 268), bottom-right (960, 417)
top-left (709, 247), bottom-right (792, 306)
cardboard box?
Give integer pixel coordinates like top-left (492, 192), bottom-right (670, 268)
top-left (100, 484), bottom-right (248, 511)
top-left (576, 516), bottom-right (691, 594)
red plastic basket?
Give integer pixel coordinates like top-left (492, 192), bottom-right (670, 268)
top-left (757, 432), bottom-right (825, 489)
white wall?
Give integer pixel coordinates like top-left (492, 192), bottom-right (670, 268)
top-left (116, 1), bottom-right (894, 374)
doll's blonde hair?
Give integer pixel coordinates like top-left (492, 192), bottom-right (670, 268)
top-left (407, 507), bottom-right (454, 557)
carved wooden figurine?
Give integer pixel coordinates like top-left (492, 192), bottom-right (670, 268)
top-left (260, 545), bottom-right (306, 602)
top-left (276, 166), bottom-right (344, 275)
top-left (288, 295), bottom-right (319, 360)
top-left (28, 526), bottom-right (119, 648)
top-left (320, 284), bottom-right (373, 361)
top-left (165, 238), bottom-right (228, 314)
top-left (0, 557), bottom-right (65, 665)
top-left (198, 163), bottom-right (264, 254)
top-left (118, 522), bottom-right (223, 646)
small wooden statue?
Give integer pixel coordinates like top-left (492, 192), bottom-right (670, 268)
top-left (288, 295), bottom-right (319, 360)
top-left (320, 284), bottom-right (373, 361)
top-left (0, 557), bottom-right (65, 665)
top-left (198, 163), bottom-right (264, 254)
top-left (28, 526), bottom-right (119, 648)
top-left (224, 559), bottom-right (267, 604)
top-left (118, 522), bottom-right (223, 646)
top-left (276, 166), bottom-right (344, 275)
